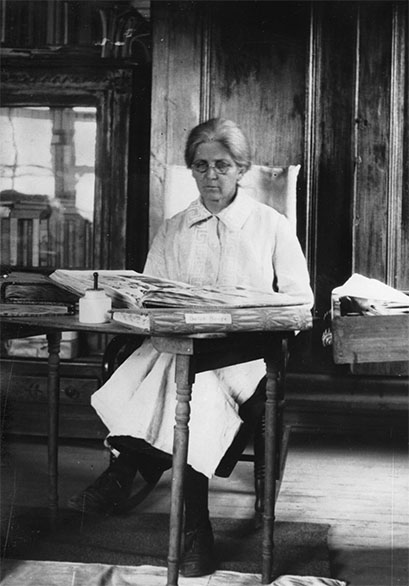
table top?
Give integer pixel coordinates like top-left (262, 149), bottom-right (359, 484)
top-left (0, 312), bottom-right (294, 367)
top-left (0, 313), bottom-right (144, 338)
top-left (1, 301), bottom-right (312, 337)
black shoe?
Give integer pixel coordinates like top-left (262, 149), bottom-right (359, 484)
top-left (138, 456), bottom-right (171, 484)
top-left (67, 468), bottom-right (133, 515)
top-left (180, 520), bottom-right (216, 577)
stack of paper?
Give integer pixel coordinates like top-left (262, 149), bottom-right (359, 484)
top-left (332, 274), bottom-right (409, 316)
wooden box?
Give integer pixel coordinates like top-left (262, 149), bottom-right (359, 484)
top-left (332, 314), bottom-right (409, 366)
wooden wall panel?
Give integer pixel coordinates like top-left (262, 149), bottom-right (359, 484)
top-left (149, 1), bottom-right (310, 247)
top-left (208, 2), bottom-right (308, 167)
top-left (353, 2), bottom-right (393, 282)
top-left (402, 62), bottom-right (409, 289)
top-left (149, 0), bottom-right (408, 329)
top-left (149, 2), bottom-right (204, 239)
top-left (352, 2), bottom-right (409, 375)
top-left (312, 3), bottom-right (357, 313)
top-left (391, 2), bottom-right (409, 291)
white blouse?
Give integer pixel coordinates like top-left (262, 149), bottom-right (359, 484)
top-left (91, 190), bottom-right (313, 477)
top-left (144, 190), bottom-right (314, 305)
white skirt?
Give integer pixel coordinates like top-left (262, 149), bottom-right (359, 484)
top-left (91, 339), bottom-right (265, 477)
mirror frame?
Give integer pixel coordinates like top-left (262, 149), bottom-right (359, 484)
top-left (1, 58), bottom-right (134, 270)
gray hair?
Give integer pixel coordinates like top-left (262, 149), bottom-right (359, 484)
top-left (184, 118), bottom-right (252, 171)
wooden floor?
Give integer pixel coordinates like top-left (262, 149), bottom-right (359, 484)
top-left (1, 430), bottom-right (408, 586)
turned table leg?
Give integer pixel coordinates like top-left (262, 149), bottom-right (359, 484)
top-left (262, 338), bottom-right (282, 583)
top-left (46, 331), bottom-right (61, 525)
top-left (167, 354), bottom-right (195, 586)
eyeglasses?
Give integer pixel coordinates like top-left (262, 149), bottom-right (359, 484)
top-left (191, 160), bottom-right (233, 175)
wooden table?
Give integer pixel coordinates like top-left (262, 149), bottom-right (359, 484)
top-left (1, 312), bottom-right (311, 585)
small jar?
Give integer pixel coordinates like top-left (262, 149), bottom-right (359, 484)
top-left (79, 289), bottom-right (112, 324)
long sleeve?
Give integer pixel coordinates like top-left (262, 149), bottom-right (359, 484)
top-left (272, 214), bottom-right (314, 306)
top-left (143, 223), bottom-right (169, 279)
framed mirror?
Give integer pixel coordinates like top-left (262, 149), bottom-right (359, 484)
top-left (0, 60), bottom-right (134, 271)
top-left (1, 105), bottom-right (96, 268)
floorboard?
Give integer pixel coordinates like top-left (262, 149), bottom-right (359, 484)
top-left (1, 431), bottom-right (408, 586)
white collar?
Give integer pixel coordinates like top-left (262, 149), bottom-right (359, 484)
top-left (185, 188), bottom-right (256, 231)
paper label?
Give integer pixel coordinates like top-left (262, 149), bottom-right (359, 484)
top-left (184, 313), bottom-right (232, 324)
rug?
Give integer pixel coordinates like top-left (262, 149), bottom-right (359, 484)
top-left (0, 560), bottom-right (348, 586)
top-left (2, 508), bottom-right (331, 578)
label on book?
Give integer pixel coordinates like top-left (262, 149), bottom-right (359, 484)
top-left (184, 313), bottom-right (232, 325)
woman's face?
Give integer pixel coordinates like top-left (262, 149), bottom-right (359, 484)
top-left (191, 141), bottom-right (245, 214)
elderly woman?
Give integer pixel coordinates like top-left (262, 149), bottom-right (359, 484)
top-left (69, 118), bottom-right (314, 576)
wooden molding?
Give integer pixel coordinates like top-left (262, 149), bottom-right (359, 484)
top-left (199, 7), bottom-right (212, 123)
top-left (387, 3), bottom-right (406, 288)
top-left (304, 3), bottom-right (322, 300)
top-left (1, 65), bottom-right (133, 96)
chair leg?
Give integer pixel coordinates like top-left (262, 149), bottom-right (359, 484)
top-left (254, 407), bottom-right (287, 524)
top-left (255, 337), bottom-right (290, 514)
top-left (254, 411), bottom-right (265, 525)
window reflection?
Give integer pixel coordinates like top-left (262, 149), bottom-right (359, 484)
top-left (0, 106), bottom-right (96, 269)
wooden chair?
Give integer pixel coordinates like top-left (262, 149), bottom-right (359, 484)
top-left (102, 164), bottom-right (301, 518)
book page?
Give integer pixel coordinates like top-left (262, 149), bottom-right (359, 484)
top-left (50, 269), bottom-right (309, 310)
